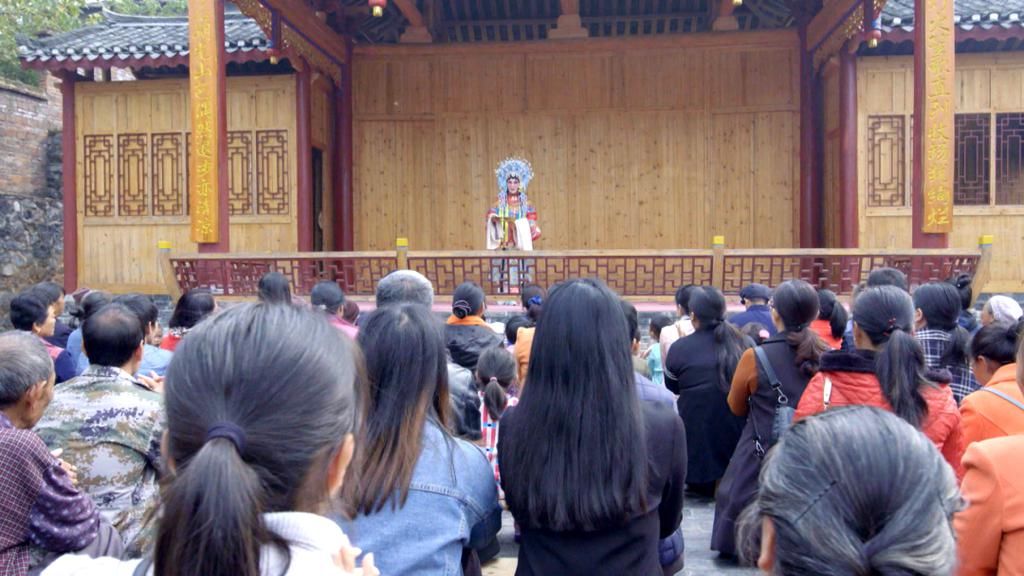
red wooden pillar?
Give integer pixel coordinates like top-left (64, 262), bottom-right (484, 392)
top-left (59, 73), bottom-right (78, 291)
top-left (798, 25), bottom-right (820, 248)
top-left (838, 48), bottom-right (859, 247)
top-left (912, 0), bottom-right (953, 248)
top-left (333, 41), bottom-right (355, 251)
top-left (295, 61), bottom-right (313, 252)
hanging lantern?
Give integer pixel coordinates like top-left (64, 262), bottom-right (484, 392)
top-left (867, 17), bottom-right (882, 49)
top-left (369, 0), bottom-right (386, 17)
top-left (732, 0), bottom-right (743, 6)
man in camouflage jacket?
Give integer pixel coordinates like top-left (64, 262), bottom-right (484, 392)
top-left (34, 304), bottom-right (164, 558)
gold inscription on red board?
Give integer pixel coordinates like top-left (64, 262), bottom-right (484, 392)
top-left (188, 0), bottom-right (220, 243)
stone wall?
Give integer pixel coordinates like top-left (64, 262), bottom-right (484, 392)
top-left (0, 75), bottom-right (64, 329)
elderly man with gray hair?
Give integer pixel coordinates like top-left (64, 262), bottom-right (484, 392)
top-left (0, 332), bottom-right (122, 574)
top-left (375, 269), bottom-right (435, 309)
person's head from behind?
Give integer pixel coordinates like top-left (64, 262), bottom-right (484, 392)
top-left (0, 332), bottom-right (55, 429)
top-left (476, 347), bottom-right (517, 421)
top-left (113, 293), bottom-right (160, 344)
top-left (649, 314), bottom-right (673, 342)
top-left (970, 319), bottom-right (1023, 385)
top-left (257, 271), bottom-right (292, 305)
top-left (452, 282), bottom-right (486, 319)
top-left (169, 289), bottom-right (216, 331)
top-left (913, 282), bottom-right (961, 332)
top-left (816, 289), bottom-right (848, 340)
top-left (619, 298), bottom-right (641, 354)
top-left (504, 314), bottom-right (531, 346)
top-left (739, 407), bottom-right (959, 576)
top-left (772, 280), bottom-right (827, 376)
top-left (342, 300), bottom-right (360, 325)
top-left (741, 322), bottom-right (770, 346)
top-left (521, 283), bottom-right (545, 322)
top-left (867, 267), bottom-right (908, 292)
top-left (851, 286), bottom-right (931, 428)
top-left (690, 286), bottom-right (749, 392)
top-left (375, 270), bottom-right (434, 309)
top-left (740, 284), bottom-right (772, 308)
top-left (947, 273), bottom-right (973, 313)
top-left (981, 295), bottom-right (1023, 327)
top-left (503, 278), bottom-right (647, 531)
top-left (74, 290), bottom-right (112, 326)
top-left (674, 284), bottom-right (698, 317)
top-left (10, 293), bottom-right (55, 337)
top-left (30, 281), bottom-right (65, 316)
top-left (82, 304), bottom-right (144, 371)
top-left (348, 303), bottom-right (449, 515)
top-left (155, 304), bottom-right (359, 576)
top-left (310, 281), bottom-right (346, 316)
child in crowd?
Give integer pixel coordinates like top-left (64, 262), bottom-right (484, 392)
top-left (646, 315), bottom-right (673, 388)
top-left (474, 347), bottom-right (519, 487)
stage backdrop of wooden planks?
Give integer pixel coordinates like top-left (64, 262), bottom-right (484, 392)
top-left (351, 30), bottom-right (802, 253)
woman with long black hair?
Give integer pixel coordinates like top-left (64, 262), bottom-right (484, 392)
top-left (499, 278), bottom-right (686, 575)
top-left (914, 281), bottom-right (979, 403)
top-left (342, 303), bottom-right (501, 575)
top-left (711, 280), bottom-right (828, 558)
top-left (665, 286), bottom-right (752, 494)
top-left (796, 286), bottom-right (963, 473)
top-left (810, 289), bottom-right (848, 350)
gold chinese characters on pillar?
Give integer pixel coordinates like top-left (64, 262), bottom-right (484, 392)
top-left (919, 0), bottom-right (954, 233)
top-left (188, 0), bottom-right (222, 243)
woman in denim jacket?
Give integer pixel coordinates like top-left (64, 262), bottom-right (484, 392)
top-left (341, 303), bottom-right (502, 576)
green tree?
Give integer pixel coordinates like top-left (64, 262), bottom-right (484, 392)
top-left (0, 0), bottom-right (187, 86)
top-left (0, 0), bottom-right (89, 85)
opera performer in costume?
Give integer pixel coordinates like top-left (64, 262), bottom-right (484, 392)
top-left (487, 157), bottom-right (541, 250)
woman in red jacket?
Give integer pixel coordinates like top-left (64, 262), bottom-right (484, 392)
top-left (796, 285), bottom-right (964, 474)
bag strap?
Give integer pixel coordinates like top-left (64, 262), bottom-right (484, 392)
top-left (132, 557), bottom-right (153, 576)
top-left (754, 346), bottom-right (789, 406)
top-left (823, 376), bottom-right (833, 410)
top-left (980, 387), bottom-right (1024, 412)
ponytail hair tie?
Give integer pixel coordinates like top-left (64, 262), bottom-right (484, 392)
top-left (528, 296), bottom-right (543, 307)
top-left (488, 376), bottom-right (499, 386)
top-left (205, 422), bottom-right (246, 454)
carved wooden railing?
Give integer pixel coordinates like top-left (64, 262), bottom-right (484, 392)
top-left (163, 242), bottom-right (991, 301)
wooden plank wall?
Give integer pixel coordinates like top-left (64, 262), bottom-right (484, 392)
top-left (76, 75), bottom-right (297, 292)
top-left (352, 32), bottom-right (801, 251)
top-left (858, 53), bottom-right (1024, 292)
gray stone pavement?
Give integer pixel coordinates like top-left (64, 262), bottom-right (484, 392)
top-left (483, 493), bottom-right (759, 576)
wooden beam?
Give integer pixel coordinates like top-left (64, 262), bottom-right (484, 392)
top-left (912, 0), bottom-right (953, 247)
top-left (59, 72), bottom-right (78, 291)
top-left (806, 0), bottom-right (861, 53)
top-left (549, 0), bottom-right (588, 39)
top-left (838, 47), bottom-right (858, 248)
top-left (237, 0), bottom-right (347, 65)
top-left (296, 61), bottom-right (314, 252)
top-left (798, 25), bottom-right (818, 248)
top-left (334, 41), bottom-right (355, 251)
top-left (394, 0), bottom-right (432, 42)
top-left (189, 0), bottom-right (229, 251)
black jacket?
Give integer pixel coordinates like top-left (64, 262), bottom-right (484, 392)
top-left (445, 323), bottom-right (503, 370)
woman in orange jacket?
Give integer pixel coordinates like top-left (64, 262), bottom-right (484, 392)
top-left (959, 319), bottom-right (1024, 450)
top-left (795, 286), bottom-right (963, 474)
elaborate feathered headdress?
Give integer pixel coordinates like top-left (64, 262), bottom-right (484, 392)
top-left (495, 157), bottom-right (534, 193)
top-left (494, 157), bottom-right (533, 216)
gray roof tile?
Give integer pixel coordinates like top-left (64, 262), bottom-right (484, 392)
top-left (881, 0), bottom-right (1024, 32)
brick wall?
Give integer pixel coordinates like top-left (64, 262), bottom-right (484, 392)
top-left (0, 74), bottom-right (64, 330)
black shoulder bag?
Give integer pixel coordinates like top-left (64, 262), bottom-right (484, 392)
top-left (750, 346), bottom-right (795, 459)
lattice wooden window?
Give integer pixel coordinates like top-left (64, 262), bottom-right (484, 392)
top-left (117, 134), bottom-right (149, 216)
top-left (867, 115), bottom-right (907, 207)
top-left (151, 133), bottom-right (184, 216)
top-left (256, 130), bottom-right (290, 215)
top-left (996, 113), bottom-right (1024, 205)
top-left (83, 135), bottom-right (115, 217)
top-left (228, 132), bottom-right (254, 215)
top-left (954, 114), bottom-right (991, 205)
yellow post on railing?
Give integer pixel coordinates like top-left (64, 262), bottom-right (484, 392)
top-left (972, 235), bottom-right (994, 306)
top-left (158, 240), bottom-right (183, 303)
top-left (711, 235), bottom-right (726, 291)
top-left (396, 237), bottom-right (409, 270)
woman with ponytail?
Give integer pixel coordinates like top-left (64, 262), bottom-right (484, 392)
top-left (474, 347), bottom-right (518, 484)
top-left (810, 289), bottom-right (848, 350)
top-left (665, 286), bottom-right (753, 494)
top-left (43, 304), bottom-right (376, 576)
top-left (712, 280), bottom-right (829, 558)
top-left (914, 281), bottom-right (980, 403)
top-left (960, 318), bottom-right (1024, 449)
top-left (445, 282), bottom-right (503, 371)
top-left (795, 286), bottom-right (963, 473)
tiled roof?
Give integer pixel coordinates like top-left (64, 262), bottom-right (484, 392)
top-left (18, 8), bottom-right (269, 68)
top-left (880, 0), bottom-right (1024, 33)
